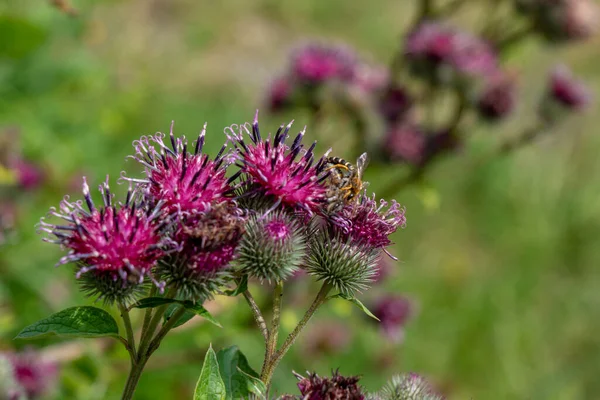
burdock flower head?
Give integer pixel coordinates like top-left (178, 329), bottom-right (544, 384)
top-left (127, 122), bottom-right (234, 215)
top-left (375, 373), bottom-right (445, 400)
top-left (228, 111), bottom-right (328, 214)
top-left (287, 370), bottom-right (366, 400)
top-left (38, 178), bottom-right (168, 304)
top-left (236, 210), bottom-right (307, 282)
top-left (331, 194), bottom-right (407, 258)
top-left (158, 201), bottom-right (246, 302)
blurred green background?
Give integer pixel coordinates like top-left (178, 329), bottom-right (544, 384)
top-left (1, 0), bottom-right (600, 399)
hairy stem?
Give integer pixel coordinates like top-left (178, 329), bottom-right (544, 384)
top-left (118, 303), bottom-right (137, 360)
top-left (261, 281), bottom-right (283, 378)
top-left (242, 289), bottom-right (269, 342)
top-left (260, 282), bottom-right (333, 386)
top-left (138, 287), bottom-right (177, 361)
top-left (121, 357), bottom-right (149, 400)
top-left (146, 305), bottom-right (187, 356)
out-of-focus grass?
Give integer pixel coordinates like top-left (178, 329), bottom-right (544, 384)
top-left (1, 0), bottom-right (600, 399)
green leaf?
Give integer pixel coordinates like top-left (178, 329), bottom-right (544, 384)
top-left (15, 306), bottom-right (119, 340)
top-left (131, 297), bottom-right (179, 309)
top-left (183, 303), bottom-right (222, 328)
top-left (162, 302), bottom-right (222, 329)
top-left (163, 304), bottom-right (195, 329)
top-left (195, 345), bottom-right (226, 400)
top-left (216, 346), bottom-right (265, 400)
top-left (328, 293), bottom-right (380, 321)
top-left (223, 276), bottom-right (248, 297)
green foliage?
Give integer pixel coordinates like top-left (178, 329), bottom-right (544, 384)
top-left (216, 346), bottom-right (266, 399)
top-left (163, 302), bottom-right (222, 329)
top-left (0, 16), bottom-right (47, 60)
top-left (329, 293), bottom-right (380, 321)
top-left (15, 306), bottom-right (119, 340)
top-left (195, 346), bottom-right (226, 400)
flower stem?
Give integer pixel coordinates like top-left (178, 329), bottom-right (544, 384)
top-left (121, 357), bottom-right (148, 400)
top-left (118, 303), bottom-right (137, 360)
top-left (260, 282), bottom-right (332, 386)
top-left (242, 289), bottom-right (269, 342)
top-left (146, 305), bottom-right (187, 355)
top-left (261, 280), bottom-right (283, 378)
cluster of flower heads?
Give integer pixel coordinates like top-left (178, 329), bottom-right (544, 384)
top-left (39, 112), bottom-right (406, 304)
top-left (278, 370), bottom-right (444, 400)
top-left (265, 15), bottom-right (594, 169)
top-left (0, 350), bottom-right (58, 400)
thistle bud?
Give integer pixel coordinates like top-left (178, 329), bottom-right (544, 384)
top-left (236, 210), bottom-right (307, 282)
top-left (305, 230), bottom-right (379, 295)
top-left (376, 373), bottom-right (444, 400)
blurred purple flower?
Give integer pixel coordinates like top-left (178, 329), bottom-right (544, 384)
top-left (477, 71), bottom-right (518, 120)
top-left (405, 22), bottom-right (498, 78)
top-left (4, 350), bottom-right (58, 400)
top-left (127, 122), bottom-right (234, 215)
top-left (330, 193), bottom-right (406, 259)
top-left (384, 124), bottom-right (428, 165)
top-left (228, 111), bottom-right (328, 214)
top-left (12, 159), bottom-right (45, 191)
top-left (352, 64), bottom-right (390, 92)
top-left (291, 43), bottom-right (358, 84)
top-left (373, 294), bottom-right (414, 342)
top-left (267, 76), bottom-right (294, 112)
top-left (548, 65), bottom-right (592, 110)
top-left (379, 86), bottom-right (412, 123)
top-left (303, 321), bottom-right (352, 357)
top-left (38, 178), bottom-right (168, 302)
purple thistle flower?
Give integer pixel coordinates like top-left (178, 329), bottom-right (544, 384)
top-left (127, 122), bottom-right (234, 215)
top-left (373, 294), bottom-right (414, 342)
top-left (38, 177), bottom-right (168, 303)
top-left (548, 65), bottom-right (592, 110)
top-left (293, 370), bottom-right (365, 400)
top-left (2, 350), bottom-right (58, 400)
top-left (291, 43), bottom-right (358, 84)
top-left (227, 111), bottom-right (328, 214)
top-left (160, 201), bottom-right (246, 301)
top-left (477, 70), bottom-right (518, 120)
top-left (331, 194), bottom-right (406, 258)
